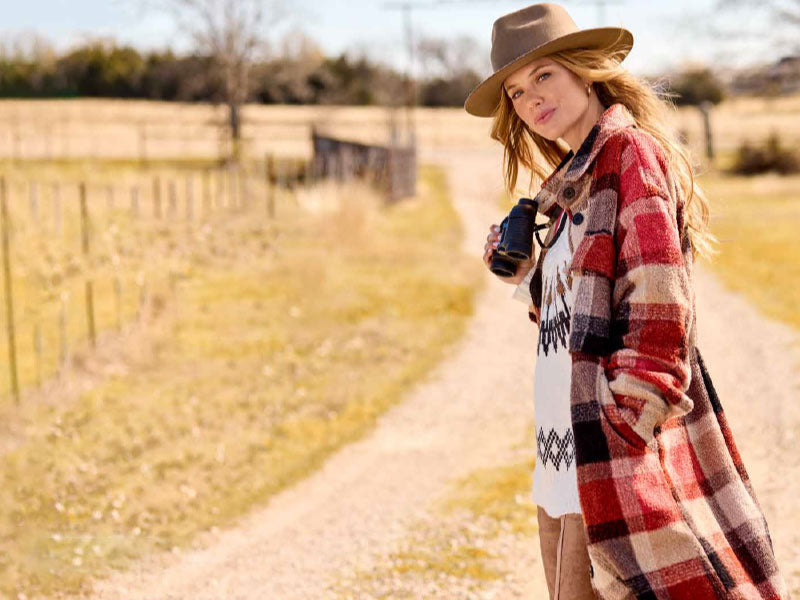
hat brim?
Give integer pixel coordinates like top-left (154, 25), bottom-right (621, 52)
top-left (464, 27), bottom-right (634, 117)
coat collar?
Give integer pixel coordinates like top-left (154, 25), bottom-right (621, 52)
top-left (536, 103), bottom-right (636, 217)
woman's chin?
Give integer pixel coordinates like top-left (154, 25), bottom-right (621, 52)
top-left (530, 123), bottom-right (561, 142)
top-left (536, 129), bottom-right (560, 142)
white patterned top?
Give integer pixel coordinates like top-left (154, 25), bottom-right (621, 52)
top-left (512, 210), bottom-right (582, 517)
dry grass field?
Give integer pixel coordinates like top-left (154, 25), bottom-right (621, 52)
top-left (0, 158), bottom-right (285, 400)
top-left (2, 93), bottom-right (798, 162)
top-left (0, 94), bottom-right (798, 598)
top-left (0, 163), bottom-right (482, 597)
top-left (699, 170), bottom-right (800, 332)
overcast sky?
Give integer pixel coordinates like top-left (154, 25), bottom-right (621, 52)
top-left (0, 0), bottom-right (788, 77)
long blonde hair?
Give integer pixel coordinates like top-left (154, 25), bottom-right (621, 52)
top-left (489, 45), bottom-right (717, 260)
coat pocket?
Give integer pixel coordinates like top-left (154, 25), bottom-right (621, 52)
top-left (570, 230), bottom-right (616, 280)
top-left (595, 371), bottom-right (651, 451)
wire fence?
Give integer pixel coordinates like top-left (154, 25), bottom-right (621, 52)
top-left (0, 123), bottom-right (418, 405)
top-left (0, 155), bottom-right (311, 405)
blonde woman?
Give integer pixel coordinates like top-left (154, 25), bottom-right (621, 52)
top-left (468, 3), bottom-right (788, 600)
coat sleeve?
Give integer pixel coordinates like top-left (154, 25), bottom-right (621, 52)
top-left (605, 135), bottom-right (694, 446)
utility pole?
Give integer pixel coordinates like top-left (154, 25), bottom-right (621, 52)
top-left (402, 2), bottom-right (416, 148)
top-left (383, 1), bottom-right (419, 148)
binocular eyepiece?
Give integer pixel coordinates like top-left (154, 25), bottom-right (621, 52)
top-left (489, 197), bottom-right (545, 278)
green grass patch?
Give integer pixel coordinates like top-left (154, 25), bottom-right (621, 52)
top-left (442, 458), bottom-right (539, 537)
top-left (700, 170), bottom-right (800, 331)
top-left (0, 165), bottom-right (483, 597)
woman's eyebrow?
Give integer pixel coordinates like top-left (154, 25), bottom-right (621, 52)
top-left (506, 64), bottom-right (548, 92)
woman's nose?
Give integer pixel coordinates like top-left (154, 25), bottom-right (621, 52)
top-left (527, 96), bottom-right (542, 112)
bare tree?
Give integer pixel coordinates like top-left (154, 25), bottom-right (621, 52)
top-left (0, 31), bottom-right (57, 62)
top-left (149, 0), bottom-right (285, 159)
top-left (416, 35), bottom-right (488, 80)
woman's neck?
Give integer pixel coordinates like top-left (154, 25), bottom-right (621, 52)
top-left (562, 97), bottom-right (607, 153)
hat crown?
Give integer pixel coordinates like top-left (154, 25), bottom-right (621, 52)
top-left (464, 2), bottom-right (632, 117)
top-left (490, 3), bottom-right (579, 71)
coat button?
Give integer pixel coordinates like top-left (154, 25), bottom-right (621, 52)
top-left (563, 186), bottom-right (575, 199)
top-left (572, 212), bottom-right (584, 225)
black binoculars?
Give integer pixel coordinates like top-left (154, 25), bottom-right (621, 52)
top-left (489, 197), bottom-right (551, 278)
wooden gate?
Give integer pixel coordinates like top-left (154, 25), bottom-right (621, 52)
top-left (311, 130), bottom-right (416, 202)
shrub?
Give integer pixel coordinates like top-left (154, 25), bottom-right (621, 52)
top-left (731, 132), bottom-right (800, 175)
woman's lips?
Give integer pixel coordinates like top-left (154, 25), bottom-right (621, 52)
top-left (536, 108), bottom-right (555, 124)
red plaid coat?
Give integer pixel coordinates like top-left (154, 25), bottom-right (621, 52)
top-left (525, 104), bottom-right (788, 599)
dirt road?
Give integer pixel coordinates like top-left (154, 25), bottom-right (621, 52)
top-left (83, 149), bottom-right (800, 599)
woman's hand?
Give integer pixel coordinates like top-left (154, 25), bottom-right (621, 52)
top-left (482, 223), bottom-right (536, 285)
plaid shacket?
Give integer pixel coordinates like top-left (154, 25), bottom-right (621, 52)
top-left (525, 103), bottom-right (789, 599)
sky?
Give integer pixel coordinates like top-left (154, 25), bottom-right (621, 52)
top-left (0, 0), bottom-right (788, 78)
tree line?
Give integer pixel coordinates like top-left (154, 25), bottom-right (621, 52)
top-left (0, 39), bottom-right (482, 108)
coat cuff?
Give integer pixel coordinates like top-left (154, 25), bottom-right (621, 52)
top-left (617, 398), bottom-right (667, 447)
top-left (607, 369), bottom-right (694, 448)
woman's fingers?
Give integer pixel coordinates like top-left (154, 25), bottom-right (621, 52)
top-left (483, 223), bottom-right (502, 271)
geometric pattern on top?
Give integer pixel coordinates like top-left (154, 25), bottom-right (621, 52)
top-left (536, 426), bottom-right (575, 471)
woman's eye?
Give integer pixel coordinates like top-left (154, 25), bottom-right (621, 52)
top-left (511, 90), bottom-right (522, 100)
top-left (537, 72), bottom-right (550, 83)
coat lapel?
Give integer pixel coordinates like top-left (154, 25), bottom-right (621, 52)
top-left (534, 103), bottom-right (636, 220)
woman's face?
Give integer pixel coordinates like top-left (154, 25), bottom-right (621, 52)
top-left (503, 57), bottom-right (591, 143)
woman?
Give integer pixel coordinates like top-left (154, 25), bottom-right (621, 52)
top-left (466, 4), bottom-right (788, 600)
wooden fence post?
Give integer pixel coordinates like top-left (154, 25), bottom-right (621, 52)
top-left (0, 177), bottom-right (20, 404)
top-left (266, 154), bottom-right (275, 219)
top-left (79, 182), bottom-right (96, 348)
top-left (168, 180), bottom-right (177, 218)
top-left (30, 181), bottom-right (38, 222)
top-left (137, 274), bottom-right (147, 321)
top-left (59, 291), bottom-right (68, 368)
top-left (186, 174), bottom-right (194, 221)
top-left (699, 101), bottom-right (714, 163)
top-left (216, 167), bottom-right (225, 209)
top-left (153, 176), bottom-right (162, 219)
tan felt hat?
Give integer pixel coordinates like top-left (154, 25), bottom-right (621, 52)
top-left (464, 3), bottom-right (633, 117)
